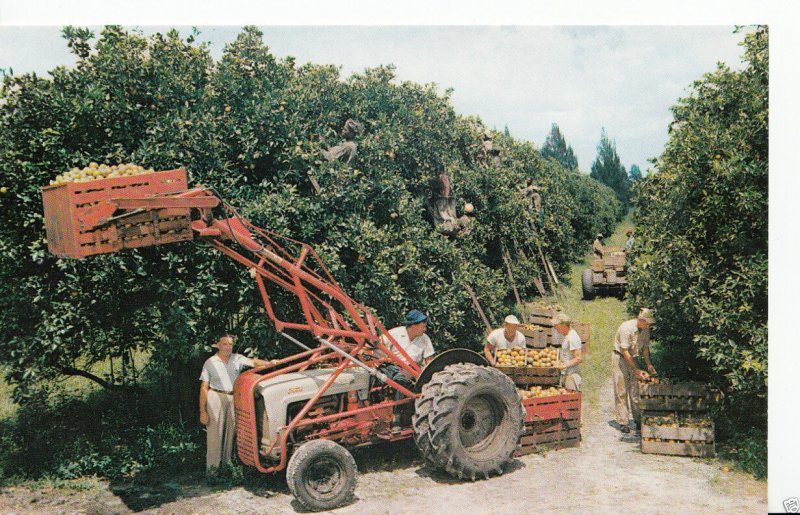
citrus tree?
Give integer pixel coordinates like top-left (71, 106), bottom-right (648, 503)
top-left (0, 26), bottom-right (620, 408)
top-left (626, 26), bottom-right (767, 476)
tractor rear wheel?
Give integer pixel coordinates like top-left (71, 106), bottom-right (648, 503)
top-left (413, 363), bottom-right (523, 480)
top-left (581, 269), bottom-right (595, 300)
top-left (286, 439), bottom-right (357, 511)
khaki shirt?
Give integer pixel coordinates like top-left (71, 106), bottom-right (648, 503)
top-left (592, 239), bottom-right (604, 257)
top-left (613, 319), bottom-right (650, 358)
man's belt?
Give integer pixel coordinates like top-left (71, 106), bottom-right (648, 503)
top-left (211, 388), bottom-right (234, 395)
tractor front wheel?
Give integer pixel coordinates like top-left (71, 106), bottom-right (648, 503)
top-left (286, 439), bottom-right (357, 511)
top-left (413, 363), bottom-right (523, 480)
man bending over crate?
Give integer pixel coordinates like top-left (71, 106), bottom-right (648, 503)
top-left (611, 308), bottom-right (657, 434)
top-left (484, 314), bottom-right (527, 365)
top-left (553, 313), bottom-right (583, 391)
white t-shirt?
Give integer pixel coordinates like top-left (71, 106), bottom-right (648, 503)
top-left (486, 328), bottom-right (526, 351)
top-left (382, 326), bottom-right (434, 366)
top-left (559, 328), bottom-right (583, 376)
top-left (199, 353), bottom-right (255, 392)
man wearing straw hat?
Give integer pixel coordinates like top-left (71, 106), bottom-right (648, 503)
top-left (612, 308), bottom-right (657, 434)
top-left (199, 334), bottom-right (273, 472)
top-left (552, 313), bottom-right (583, 391)
top-left (484, 314), bottom-right (527, 365)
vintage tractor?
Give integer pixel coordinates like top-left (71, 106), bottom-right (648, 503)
top-left (41, 168), bottom-right (524, 511)
top-left (581, 249), bottom-right (627, 300)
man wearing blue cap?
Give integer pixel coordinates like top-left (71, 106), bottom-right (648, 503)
top-left (380, 309), bottom-right (435, 428)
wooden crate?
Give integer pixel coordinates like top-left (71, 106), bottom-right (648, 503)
top-left (515, 391), bottom-right (582, 456)
top-left (528, 315), bottom-right (551, 327)
top-left (639, 382), bottom-right (721, 412)
top-left (574, 322), bottom-right (590, 356)
top-left (640, 439), bottom-right (715, 457)
top-left (41, 169), bottom-right (192, 259)
top-left (523, 302), bottom-right (562, 327)
top-left (521, 391), bottom-right (581, 422)
top-left (515, 419), bottom-right (581, 456)
top-left (495, 366), bottom-right (560, 386)
top-left (522, 327), bottom-right (552, 348)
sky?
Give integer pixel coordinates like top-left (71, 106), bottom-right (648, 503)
top-left (0, 25), bottom-right (746, 174)
top-left (1, 1), bottom-right (799, 507)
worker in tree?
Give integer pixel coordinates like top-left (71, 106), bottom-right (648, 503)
top-left (380, 310), bottom-right (434, 428)
top-left (484, 315), bottom-right (527, 365)
top-left (625, 229), bottom-right (635, 251)
top-left (611, 308), bottom-right (657, 434)
top-left (520, 179), bottom-right (544, 229)
top-left (199, 334), bottom-right (273, 472)
top-left (320, 118), bottom-right (363, 164)
top-left (592, 233), bottom-right (605, 259)
top-left (552, 313), bottom-right (583, 391)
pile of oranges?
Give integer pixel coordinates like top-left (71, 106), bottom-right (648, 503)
top-left (50, 163), bottom-right (155, 185)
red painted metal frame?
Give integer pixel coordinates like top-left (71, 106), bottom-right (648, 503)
top-left (71, 173), bottom-right (423, 474)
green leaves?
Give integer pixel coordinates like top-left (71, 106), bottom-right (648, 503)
top-left (627, 26), bottom-right (768, 456)
top-left (0, 25), bottom-right (619, 407)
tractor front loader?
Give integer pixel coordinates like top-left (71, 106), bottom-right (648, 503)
top-left (41, 168), bottom-right (523, 511)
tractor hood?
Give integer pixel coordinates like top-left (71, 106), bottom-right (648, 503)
top-left (254, 367), bottom-right (371, 446)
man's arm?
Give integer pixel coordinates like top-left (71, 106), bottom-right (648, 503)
top-left (483, 342), bottom-right (495, 365)
top-left (252, 358), bottom-right (279, 367)
top-left (199, 380), bottom-right (209, 426)
top-left (621, 348), bottom-right (648, 380)
top-left (643, 346), bottom-right (656, 375)
top-left (558, 347), bottom-right (583, 370)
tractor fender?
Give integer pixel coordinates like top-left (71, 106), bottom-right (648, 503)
top-left (413, 348), bottom-right (488, 393)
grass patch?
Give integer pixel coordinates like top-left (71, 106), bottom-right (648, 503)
top-left (550, 217), bottom-right (634, 412)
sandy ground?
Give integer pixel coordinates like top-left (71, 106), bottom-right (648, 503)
top-left (0, 377), bottom-right (766, 515)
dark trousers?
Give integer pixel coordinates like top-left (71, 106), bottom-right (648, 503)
top-left (378, 364), bottom-right (415, 422)
top-left (378, 363), bottom-right (414, 401)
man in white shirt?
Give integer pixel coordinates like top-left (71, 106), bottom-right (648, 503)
top-left (199, 334), bottom-right (272, 472)
top-left (379, 310), bottom-right (434, 428)
top-left (552, 313), bottom-right (583, 391)
top-left (484, 314), bottom-right (526, 365)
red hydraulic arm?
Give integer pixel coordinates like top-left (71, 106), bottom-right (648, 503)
top-left (80, 184), bottom-right (422, 472)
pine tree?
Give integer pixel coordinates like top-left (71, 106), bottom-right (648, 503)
top-left (629, 164), bottom-right (642, 182)
top-left (590, 128), bottom-right (630, 211)
top-left (540, 123), bottom-right (578, 170)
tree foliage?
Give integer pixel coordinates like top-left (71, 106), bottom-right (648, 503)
top-left (590, 128), bottom-right (630, 213)
top-left (0, 26), bottom-right (620, 410)
top-left (540, 123), bottom-right (578, 170)
top-left (626, 26), bottom-right (767, 473)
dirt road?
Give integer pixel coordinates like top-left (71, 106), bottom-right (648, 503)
top-left (0, 376), bottom-right (766, 515)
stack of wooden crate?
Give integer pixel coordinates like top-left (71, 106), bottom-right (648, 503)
top-left (639, 382), bottom-right (721, 457)
top-left (520, 302), bottom-right (591, 354)
top-left (515, 391), bottom-right (582, 456)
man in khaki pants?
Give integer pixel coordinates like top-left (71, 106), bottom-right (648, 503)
top-left (199, 335), bottom-right (272, 472)
top-left (612, 308), bottom-right (657, 434)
